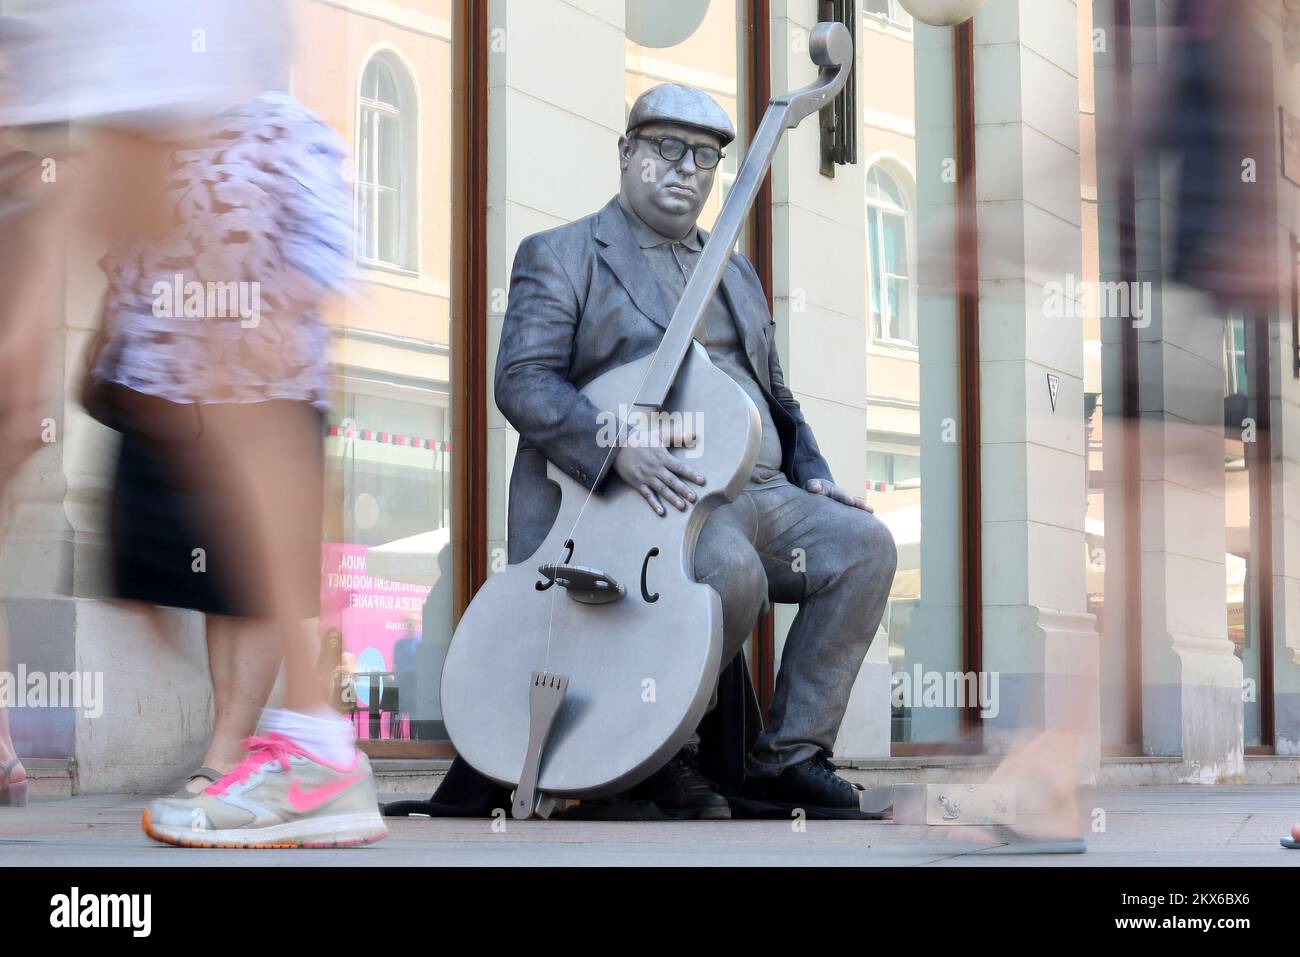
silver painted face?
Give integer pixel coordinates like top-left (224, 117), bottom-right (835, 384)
top-left (618, 120), bottom-right (723, 240)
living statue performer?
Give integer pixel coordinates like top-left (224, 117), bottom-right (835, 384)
top-left (484, 83), bottom-right (897, 819)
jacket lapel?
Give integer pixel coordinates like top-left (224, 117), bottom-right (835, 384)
top-left (716, 252), bottom-right (771, 390)
top-left (594, 197), bottom-right (673, 330)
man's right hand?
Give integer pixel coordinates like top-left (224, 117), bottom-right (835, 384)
top-left (612, 424), bottom-right (706, 516)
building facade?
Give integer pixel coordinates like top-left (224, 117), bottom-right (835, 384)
top-left (4, 0), bottom-right (1300, 792)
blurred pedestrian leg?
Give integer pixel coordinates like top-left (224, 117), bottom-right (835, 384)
top-left (0, 15), bottom-right (67, 808)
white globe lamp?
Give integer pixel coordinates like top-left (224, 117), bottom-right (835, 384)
top-left (896, 0), bottom-right (986, 27)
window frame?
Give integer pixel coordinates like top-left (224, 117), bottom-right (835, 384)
top-left (342, 12), bottom-right (481, 761)
top-left (865, 162), bottom-right (919, 348)
top-left (356, 49), bottom-right (421, 275)
top-left (1224, 313), bottom-right (1249, 396)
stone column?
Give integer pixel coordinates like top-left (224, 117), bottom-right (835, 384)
top-left (970, 0), bottom-right (1100, 772)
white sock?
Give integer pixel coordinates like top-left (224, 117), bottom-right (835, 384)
top-left (259, 707), bottom-right (357, 767)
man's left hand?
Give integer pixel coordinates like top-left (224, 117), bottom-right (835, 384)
top-left (803, 478), bottom-right (873, 513)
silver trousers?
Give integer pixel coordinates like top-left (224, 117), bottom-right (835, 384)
top-left (690, 482), bottom-right (897, 776)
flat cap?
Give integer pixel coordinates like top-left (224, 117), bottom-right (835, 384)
top-left (626, 83), bottom-right (735, 146)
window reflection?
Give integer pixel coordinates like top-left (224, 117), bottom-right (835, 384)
top-left (295, 1), bottom-right (457, 745)
top-left (858, 10), bottom-right (962, 747)
top-left (1223, 313), bottom-right (1258, 745)
top-left (866, 164), bottom-right (915, 346)
top-left (863, 0), bottom-right (914, 29)
top-left (358, 53), bottom-right (417, 271)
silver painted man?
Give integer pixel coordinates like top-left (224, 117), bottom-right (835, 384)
top-left (496, 84), bottom-right (897, 818)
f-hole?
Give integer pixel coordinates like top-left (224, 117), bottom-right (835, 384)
top-left (640, 547), bottom-right (660, 603)
top-left (535, 539), bottom-right (575, 591)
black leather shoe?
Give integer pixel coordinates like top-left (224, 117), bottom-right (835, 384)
top-left (633, 749), bottom-right (731, 820)
top-left (748, 752), bottom-right (863, 811)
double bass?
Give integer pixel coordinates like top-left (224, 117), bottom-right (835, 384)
top-left (441, 22), bottom-right (854, 819)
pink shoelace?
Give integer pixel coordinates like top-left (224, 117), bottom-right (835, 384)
top-left (205, 733), bottom-right (308, 796)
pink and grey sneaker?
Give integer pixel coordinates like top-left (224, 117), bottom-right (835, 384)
top-left (142, 733), bottom-right (388, 848)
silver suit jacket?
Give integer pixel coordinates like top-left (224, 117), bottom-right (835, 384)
top-left (495, 196), bottom-right (835, 563)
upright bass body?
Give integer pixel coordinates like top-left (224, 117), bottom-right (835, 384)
top-left (441, 343), bottom-right (761, 797)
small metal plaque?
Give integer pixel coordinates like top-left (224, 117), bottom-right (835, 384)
top-left (891, 783), bottom-right (1016, 826)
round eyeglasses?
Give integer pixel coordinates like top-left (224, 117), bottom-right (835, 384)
top-left (634, 134), bottom-right (725, 171)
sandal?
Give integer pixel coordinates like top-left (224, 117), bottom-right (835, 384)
top-left (975, 823), bottom-right (1087, 855)
top-left (0, 757), bottom-right (27, 807)
top-left (171, 767), bottom-right (223, 798)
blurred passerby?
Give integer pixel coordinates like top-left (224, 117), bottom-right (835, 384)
top-left (8, 0), bottom-right (386, 846)
top-left (1147, 0), bottom-right (1277, 313)
top-left (0, 15), bottom-right (67, 809)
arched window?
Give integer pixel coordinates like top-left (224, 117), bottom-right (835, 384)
top-left (358, 53), bottom-right (417, 271)
top-left (866, 164), bottom-right (915, 345)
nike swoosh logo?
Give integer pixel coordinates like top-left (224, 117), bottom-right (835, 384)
top-left (288, 773), bottom-right (365, 813)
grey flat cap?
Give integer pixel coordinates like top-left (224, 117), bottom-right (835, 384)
top-left (626, 83), bottom-right (735, 146)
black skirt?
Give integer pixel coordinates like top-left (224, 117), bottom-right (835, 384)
top-left (107, 390), bottom-right (323, 619)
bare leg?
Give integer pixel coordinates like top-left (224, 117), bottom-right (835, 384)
top-left (174, 615), bottom-right (280, 795)
top-left (0, 139), bottom-right (66, 799)
top-left (193, 403), bottom-right (328, 718)
top-left (135, 397), bottom-right (328, 795)
top-left (981, 730), bottom-right (1086, 842)
top-left (978, 671), bottom-right (1095, 844)
top-left (0, 608), bottom-right (25, 787)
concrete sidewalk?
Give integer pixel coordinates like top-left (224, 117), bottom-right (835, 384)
top-left (1, 786), bottom-right (1299, 866)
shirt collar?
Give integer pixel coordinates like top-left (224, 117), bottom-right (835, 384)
top-left (617, 195), bottom-right (704, 251)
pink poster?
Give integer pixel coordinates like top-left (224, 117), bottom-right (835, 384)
top-left (320, 542), bottom-right (431, 672)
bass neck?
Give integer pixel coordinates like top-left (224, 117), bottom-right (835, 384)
top-left (631, 21), bottom-right (854, 412)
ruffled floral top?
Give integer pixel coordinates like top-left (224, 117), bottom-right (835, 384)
top-left (94, 92), bottom-right (351, 411)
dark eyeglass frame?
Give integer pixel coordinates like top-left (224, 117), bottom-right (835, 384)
top-left (633, 133), bottom-right (725, 170)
